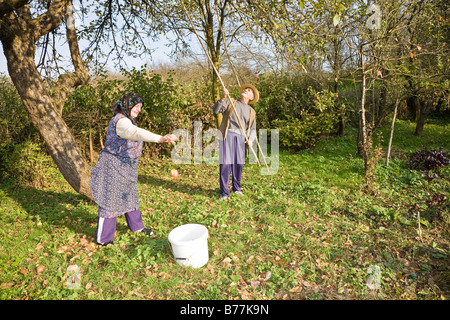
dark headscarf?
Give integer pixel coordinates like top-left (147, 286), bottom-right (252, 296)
top-left (110, 93), bottom-right (144, 124)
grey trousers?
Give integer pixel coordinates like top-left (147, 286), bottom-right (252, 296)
top-left (219, 132), bottom-right (245, 197)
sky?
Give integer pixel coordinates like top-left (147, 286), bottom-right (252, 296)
top-left (0, 2), bottom-right (179, 77)
top-left (0, 3), bottom-right (264, 78)
top-left (0, 44), bottom-right (7, 75)
top-left (0, 38), bottom-right (176, 77)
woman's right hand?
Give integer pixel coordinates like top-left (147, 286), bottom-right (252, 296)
top-left (159, 134), bottom-right (178, 144)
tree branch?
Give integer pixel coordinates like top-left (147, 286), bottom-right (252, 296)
top-left (0, 0), bottom-right (28, 15)
top-left (33, 0), bottom-right (69, 39)
top-left (51, 0), bottom-right (90, 115)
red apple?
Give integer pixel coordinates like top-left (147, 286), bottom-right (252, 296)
top-left (171, 169), bottom-right (179, 179)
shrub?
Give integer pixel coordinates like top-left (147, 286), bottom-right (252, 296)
top-left (123, 67), bottom-right (216, 157)
top-left (254, 73), bottom-right (319, 129)
top-left (124, 68), bottom-right (192, 134)
top-left (64, 78), bottom-right (124, 161)
top-left (409, 147), bottom-right (450, 171)
top-left (0, 76), bottom-right (44, 182)
top-left (0, 76), bottom-right (33, 145)
top-left (1, 140), bottom-right (53, 187)
top-left (272, 88), bottom-right (338, 150)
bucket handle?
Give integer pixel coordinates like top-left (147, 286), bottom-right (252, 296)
top-left (168, 242), bottom-right (193, 263)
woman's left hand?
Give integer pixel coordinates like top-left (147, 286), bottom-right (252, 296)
top-left (159, 134), bottom-right (178, 144)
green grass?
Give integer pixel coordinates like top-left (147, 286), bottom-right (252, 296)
top-left (1, 119), bottom-right (449, 300)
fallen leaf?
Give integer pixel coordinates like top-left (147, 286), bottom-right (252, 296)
top-left (289, 286), bottom-right (302, 293)
top-left (222, 257), bottom-right (232, 267)
top-left (20, 267), bottom-right (28, 275)
top-left (1, 283), bottom-right (14, 289)
top-left (36, 265), bottom-right (44, 274)
top-left (57, 246), bottom-right (68, 253)
top-left (158, 272), bottom-right (172, 279)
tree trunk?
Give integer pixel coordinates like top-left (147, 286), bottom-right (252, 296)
top-left (360, 70), bottom-right (368, 156)
top-left (334, 77), bottom-right (345, 137)
top-left (406, 94), bottom-right (420, 122)
top-left (386, 97), bottom-right (399, 166)
top-left (415, 99), bottom-right (432, 136)
top-left (201, 0), bottom-right (223, 128)
top-left (359, 45), bottom-right (369, 185)
top-left (1, 8), bottom-right (93, 200)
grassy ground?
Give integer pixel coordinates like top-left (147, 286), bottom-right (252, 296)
top-left (0, 119), bottom-right (449, 300)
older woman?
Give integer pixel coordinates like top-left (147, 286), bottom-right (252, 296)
top-left (90, 93), bottom-right (176, 246)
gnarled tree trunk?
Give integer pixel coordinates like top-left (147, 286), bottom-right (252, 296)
top-left (0, 0), bottom-right (92, 199)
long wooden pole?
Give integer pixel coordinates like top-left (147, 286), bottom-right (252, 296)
top-left (182, 1), bottom-right (261, 166)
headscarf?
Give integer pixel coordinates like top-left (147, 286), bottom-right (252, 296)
top-left (110, 93), bottom-right (144, 124)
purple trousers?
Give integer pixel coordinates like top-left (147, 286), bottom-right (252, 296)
top-left (219, 132), bottom-right (245, 197)
top-left (96, 209), bottom-right (145, 244)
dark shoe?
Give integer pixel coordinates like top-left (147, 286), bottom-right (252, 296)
top-left (141, 228), bottom-right (155, 237)
top-left (101, 241), bottom-right (114, 247)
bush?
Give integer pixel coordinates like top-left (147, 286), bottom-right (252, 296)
top-left (254, 73), bottom-right (319, 129)
top-left (409, 147), bottom-right (450, 172)
top-left (65, 67), bottom-right (217, 159)
top-left (1, 140), bottom-right (53, 187)
top-left (0, 76), bottom-right (45, 182)
top-left (123, 67), bottom-right (216, 157)
top-left (64, 77), bottom-right (125, 162)
top-left (124, 68), bottom-right (192, 134)
top-left (0, 76), bottom-right (33, 145)
top-left (272, 88), bottom-right (338, 150)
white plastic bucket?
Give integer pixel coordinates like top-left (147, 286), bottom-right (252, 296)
top-left (168, 224), bottom-right (209, 268)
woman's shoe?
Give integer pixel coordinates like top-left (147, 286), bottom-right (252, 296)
top-left (141, 228), bottom-right (155, 237)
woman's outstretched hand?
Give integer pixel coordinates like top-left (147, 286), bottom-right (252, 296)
top-left (159, 134), bottom-right (178, 144)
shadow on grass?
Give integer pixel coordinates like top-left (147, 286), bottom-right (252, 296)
top-left (138, 173), bottom-right (217, 198)
top-left (0, 178), bottom-right (98, 239)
